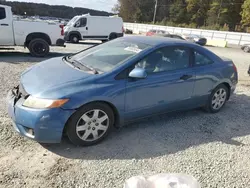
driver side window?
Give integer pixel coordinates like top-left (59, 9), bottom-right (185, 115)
top-left (135, 46), bottom-right (190, 74)
top-left (75, 18), bottom-right (87, 27)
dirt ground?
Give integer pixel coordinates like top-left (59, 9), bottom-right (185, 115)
top-left (0, 42), bottom-right (250, 188)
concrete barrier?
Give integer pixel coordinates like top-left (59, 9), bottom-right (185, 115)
top-left (206, 39), bottom-right (228, 47)
top-left (124, 22), bottom-right (250, 46)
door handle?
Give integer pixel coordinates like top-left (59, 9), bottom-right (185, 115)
top-left (1, 24), bottom-right (9, 26)
top-left (86, 27), bottom-right (88, 30)
top-left (180, 75), bottom-right (192, 80)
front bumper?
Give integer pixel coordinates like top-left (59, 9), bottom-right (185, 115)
top-left (7, 89), bottom-right (74, 143)
top-left (64, 32), bottom-right (70, 41)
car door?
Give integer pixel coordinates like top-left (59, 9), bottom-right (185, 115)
top-left (191, 49), bottom-right (217, 106)
top-left (124, 46), bottom-right (196, 121)
top-left (0, 6), bottom-right (14, 45)
top-left (75, 17), bottom-right (88, 38)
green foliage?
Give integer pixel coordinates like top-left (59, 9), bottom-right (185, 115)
top-left (116, 0), bottom-right (246, 32)
top-left (241, 0), bottom-right (250, 26)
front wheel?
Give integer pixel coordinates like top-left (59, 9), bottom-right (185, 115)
top-left (28, 38), bottom-right (50, 57)
top-left (66, 103), bottom-right (114, 146)
top-left (109, 33), bottom-right (117, 40)
top-left (70, 35), bottom-right (80, 43)
top-left (205, 84), bottom-right (229, 113)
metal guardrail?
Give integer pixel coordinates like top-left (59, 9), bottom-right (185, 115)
top-left (124, 22), bottom-right (250, 45)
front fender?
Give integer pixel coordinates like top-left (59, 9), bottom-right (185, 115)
top-left (61, 81), bottom-right (126, 124)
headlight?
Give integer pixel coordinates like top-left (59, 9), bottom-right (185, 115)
top-left (23, 96), bottom-right (69, 109)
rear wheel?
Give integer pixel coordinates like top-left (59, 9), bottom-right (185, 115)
top-left (205, 84), bottom-right (229, 113)
top-left (28, 38), bottom-right (50, 57)
top-left (243, 46), bottom-right (250, 53)
top-left (66, 103), bottom-right (114, 146)
top-left (109, 33), bottom-right (117, 40)
top-left (70, 34), bottom-right (80, 43)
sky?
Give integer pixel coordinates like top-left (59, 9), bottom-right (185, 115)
top-left (6, 0), bottom-right (117, 12)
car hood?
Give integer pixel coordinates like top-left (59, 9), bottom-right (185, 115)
top-left (21, 57), bottom-right (94, 96)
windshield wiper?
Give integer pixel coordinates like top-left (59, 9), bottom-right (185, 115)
top-left (71, 59), bottom-right (99, 74)
top-left (80, 62), bottom-right (99, 74)
top-left (64, 55), bottom-right (99, 74)
top-left (63, 56), bottom-right (81, 70)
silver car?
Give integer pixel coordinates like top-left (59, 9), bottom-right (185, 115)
top-left (241, 44), bottom-right (250, 53)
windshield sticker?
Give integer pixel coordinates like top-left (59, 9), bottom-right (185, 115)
top-left (124, 46), bottom-right (142, 53)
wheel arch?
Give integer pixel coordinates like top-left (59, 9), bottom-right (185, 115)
top-left (109, 32), bottom-right (117, 40)
top-left (213, 81), bottom-right (231, 100)
top-left (25, 32), bottom-right (51, 46)
top-left (69, 31), bottom-right (81, 39)
top-left (63, 100), bottom-right (121, 134)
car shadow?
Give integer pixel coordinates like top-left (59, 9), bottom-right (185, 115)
top-left (0, 51), bottom-right (72, 64)
top-left (42, 92), bottom-right (250, 160)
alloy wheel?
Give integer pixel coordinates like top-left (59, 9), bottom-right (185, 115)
top-left (211, 88), bottom-right (227, 110)
top-left (76, 109), bottom-right (109, 142)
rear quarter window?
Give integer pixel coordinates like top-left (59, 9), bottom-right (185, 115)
top-left (194, 51), bottom-right (214, 67)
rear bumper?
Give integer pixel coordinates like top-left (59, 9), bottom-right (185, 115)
top-left (7, 90), bottom-right (75, 143)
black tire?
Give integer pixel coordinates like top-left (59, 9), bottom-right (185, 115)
top-left (109, 33), bottom-right (117, 40)
top-left (205, 84), bottom-right (229, 113)
top-left (243, 46), bottom-right (250, 53)
top-left (70, 34), bottom-right (80, 43)
top-left (28, 38), bottom-right (50, 57)
top-left (66, 102), bottom-right (114, 146)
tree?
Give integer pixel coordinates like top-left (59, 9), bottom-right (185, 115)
top-left (186, 0), bottom-right (211, 27)
top-left (115, 0), bottom-right (154, 22)
top-left (241, 0), bottom-right (250, 26)
top-left (169, 0), bottom-right (188, 24)
top-left (207, 0), bottom-right (244, 30)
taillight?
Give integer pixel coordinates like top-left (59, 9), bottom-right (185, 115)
top-left (59, 24), bottom-right (64, 36)
top-left (147, 32), bottom-right (154, 36)
top-left (122, 26), bottom-right (125, 33)
top-left (233, 63), bottom-right (237, 73)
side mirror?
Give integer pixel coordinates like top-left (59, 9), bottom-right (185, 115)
top-left (129, 67), bottom-right (147, 79)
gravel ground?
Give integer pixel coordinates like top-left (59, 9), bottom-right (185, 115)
top-left (0, 43), bottom-right (250, 188)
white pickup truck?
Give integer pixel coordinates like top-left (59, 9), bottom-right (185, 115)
top-left (0, 5), bottom-right (65, 57)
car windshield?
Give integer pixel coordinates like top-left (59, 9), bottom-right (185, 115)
top-left (69, 38), bottom-right (151, 73)
top-left (67, 16), bottom-right (79, 26)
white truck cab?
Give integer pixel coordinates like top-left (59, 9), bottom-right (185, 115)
top-left (0, 5), bottom-right (65, 57)
top-left (64, 14), bottom-right (124, 43)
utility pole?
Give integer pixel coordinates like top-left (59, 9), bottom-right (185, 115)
top-left (153, 0), bottom-right (158, 24)
top-left (217, 0), bottom-right (223, 25)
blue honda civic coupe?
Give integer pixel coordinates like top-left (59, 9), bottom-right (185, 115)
top-left (7, 36), bottom-right (238, 146)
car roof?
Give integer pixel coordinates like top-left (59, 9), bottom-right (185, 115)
top-left (123, 35), bottom-right (193, 46)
